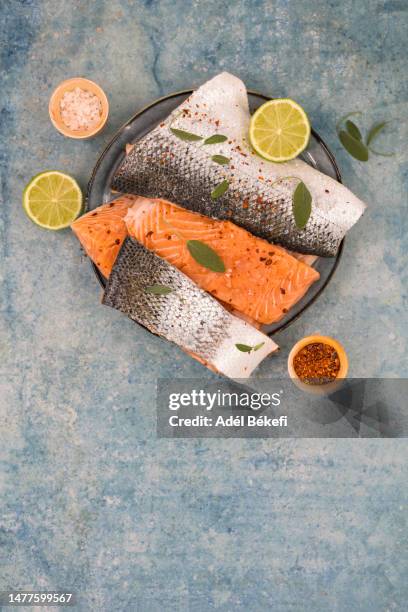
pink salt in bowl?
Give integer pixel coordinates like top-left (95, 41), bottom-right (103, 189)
top-left (49, 77), bottom-right (109, 139)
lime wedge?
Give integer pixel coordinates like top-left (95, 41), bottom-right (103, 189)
top-left (23, 171), bottom-right (83, 230)
top-left (249, 99), bottom-right (311, 162)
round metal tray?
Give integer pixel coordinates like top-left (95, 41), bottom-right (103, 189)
top-left (87, 90), bottom-right (343, 335)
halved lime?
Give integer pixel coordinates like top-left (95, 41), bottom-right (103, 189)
top-left (23, 171), bottom-right (83, 230)
top-left (249, 99), bottom-right (311, 162)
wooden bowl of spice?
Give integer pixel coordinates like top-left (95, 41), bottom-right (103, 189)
top-left (288, 335), bottom-right (348, 394)
top-left (49, 77), bottom-right (109, 139)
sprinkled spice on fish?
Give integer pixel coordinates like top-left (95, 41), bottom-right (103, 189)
top-left (125, 196), bottom-right (320, 324)
top-left (102, 237), bottom-right (278, 378)
top-left (111, 72), bottom-right (366, 256)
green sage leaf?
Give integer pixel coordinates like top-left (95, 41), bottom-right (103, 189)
top-left (187, 240), bottom-right (226, 273)
top-left (253, 342), bottom-right (265, 352)
top-left (366, 121), bottom-right (388, 146)
top-left (235, 342), bottom-right (265, 353)
top-left (292, 181), bottom-right (312, 229)
top-left (336, 111), bottom-right (362, 133)
top-left (338, 130), bottom-right (369, 161)
top-left (145, 284), bottom-right (174, 295)
top-left (211, 155), bottom-right (230, 165)
top-left (211, 179), bottom-right (229, 200)
top-left (170, 127), bottom-right (203, 142)
top-left (345, 120), bottom-right (362, 141)
top-left (203, 134), bottom-right (228, 145)
top-left (235, 344), bottom-right (253, 353)
top-left (366, 121), bottom-right (395, 156)
top-left (368, 148), bottom-right (395, 157)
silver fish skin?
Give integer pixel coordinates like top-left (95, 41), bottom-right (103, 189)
top-left (102, 237), bottom-right (278, 378)
top-left (111, 73), bottom-right (366, 257)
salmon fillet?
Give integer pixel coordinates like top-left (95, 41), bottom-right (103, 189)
top-left (71, 195), bottom-right (136, 278)
top-left (125, 197), bottom-right (320, 325)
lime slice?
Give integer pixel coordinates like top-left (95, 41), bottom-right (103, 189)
top-left (249, 99), bottom-right (311, 162)
top-left (23, 171), bottom-right (83, 230)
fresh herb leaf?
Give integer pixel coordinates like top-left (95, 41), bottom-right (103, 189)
top-left (170, 127), bottom-right (203, 142)
top-left (366, 121), bottom-right (389, 146)
top-left (187, 240), bottom-right (226, 273)
top-left (368, 148), bottom-right (395, 157)
top-left (145, 284), bottom-right (174, 295)
top-left (211, 155), bottom-right (230, 165)
top-left (292, 181), bottom-right (312, 229)
top-left (235, 342), bottom-right (265, 353)
top-left (211, 179), bottom-right (229, 200)
top-left (366, 121), bottom-right (395, 156)
top-left (253, 342), bottom-right (265, 352)
top-left (203, 134), bottom-right (228, 145)
top-left (235, 343), bottom-right (254, 353)
top-left (336, 111), bottom-right (362, 133)
top-left (345, 120), bottom-right (362, 141)
top-left (338, 130), bottom-right (369, 161)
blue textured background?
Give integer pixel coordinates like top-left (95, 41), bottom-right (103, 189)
top-left (1, 1), bottom-right (407, 610)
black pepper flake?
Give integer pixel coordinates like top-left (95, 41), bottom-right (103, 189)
top-left (115, 239), bottom-right (121, 245)
top-left (280, 288), bottom-right (286, 295)
top-left (265, 259), bottom-right (272, 266)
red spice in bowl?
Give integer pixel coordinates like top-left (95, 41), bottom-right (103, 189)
top-left (288, 334), bottom-right (348, 393)
top-left (293, 342), bottom-right (340, 385)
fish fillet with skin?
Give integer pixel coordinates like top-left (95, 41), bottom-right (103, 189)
top-left (125, 196), bottom-right (320, 325)
top-left (71, 195), bottom-right (136, 278)
top-left (111, 72), bottom-right (366, 256)
top-left (102, 237), bottom-right (278, 378)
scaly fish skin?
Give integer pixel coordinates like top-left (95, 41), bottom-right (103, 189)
top-left (102, 237), bottom-right (278, 378)
top-left (111, 72), bottom-right (366, 257)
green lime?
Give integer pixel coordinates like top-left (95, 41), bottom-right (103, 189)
top-left (249, 99), bottom-right (311, 162)
top-left (23, 171), bottom-right (83, 230)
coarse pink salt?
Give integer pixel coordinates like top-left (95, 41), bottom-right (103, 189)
top-left (60, 87), bottom-right (102, 131)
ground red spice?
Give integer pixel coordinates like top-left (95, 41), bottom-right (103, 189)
top-left (293, 342), bottom-right (340, 385)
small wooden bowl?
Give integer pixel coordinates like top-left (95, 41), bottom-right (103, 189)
top-left (288, 334), bottom-right (348, 394)
top-left (49, 77), bottom-right (109, 139)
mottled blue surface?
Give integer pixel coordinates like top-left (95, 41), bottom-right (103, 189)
top-left (1, 1), bottom-right (407, 610)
